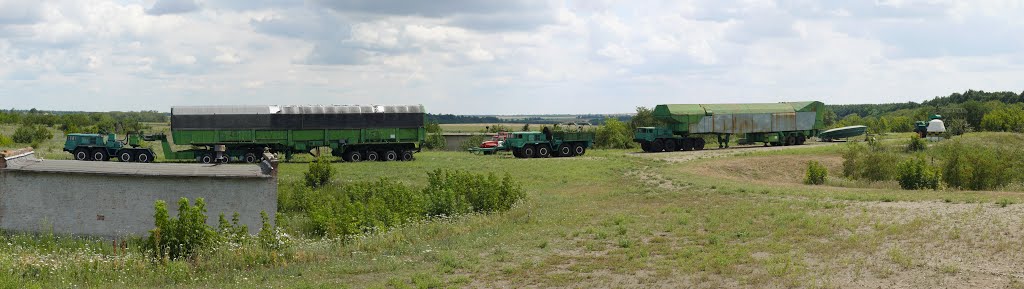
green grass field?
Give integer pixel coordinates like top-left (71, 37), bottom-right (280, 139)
top-left (2, 128), bottom-right (1024, 287)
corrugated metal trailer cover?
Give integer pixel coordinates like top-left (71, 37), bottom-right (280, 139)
top-left (171, 104), bottom-right (425, 130)
top-left (654, 101), bottom-right (824, 135)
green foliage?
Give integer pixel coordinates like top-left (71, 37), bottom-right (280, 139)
top-left (0, 134), bottom-right (13, 147)
top-left (217, 212), bottom-right (248, 243)
top-left (284, 169), bottom-right (525, 238)
top-left (937, 140), bottom-right (1012, 190)
top-left (629, 106), bottom-right (658, 129)
top-left (423, 121), bottom-right (446, 150)
top-left (522, 123), bottom-right (530, 131)
top-left (841, 142), bottom-right (902, 182)
top-left (595, 118), bottom-right (634, 149)
top-left (257, 211), bottom-right (290, 251)
top-left (11, 125), bottom-right (51, 144)
top-left (303, 156), bottom-right (335, 188)
top-left (146, 198), bottom-right (218, 261)
top-left (459, 134), bottom-right (488, 151)
top-left (906, 136), bottom-right (927, 152)
top-left (980, 105), bottom-right (1024, 132)
top-left (944, 118), bottom-right (974, 136)
top-left (896, 157), bottom-right (940, 190)
top-left (804, 161), bottom-right (827, 185)
top-left (423, 169), bottom-right (525, 216)
top-left (484, 124), bottom-right (509, 133)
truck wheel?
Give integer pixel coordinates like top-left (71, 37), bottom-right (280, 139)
top-left (651, 139), bottom-right (665, 152)
top-left (664, 139), bottom-right (677, 152)
top-left (558, 144), bottom-right (572, 157)
top-left (200, 154), bottom-right (215, 164)
top-left (137, 151), bottom-right (153, 163)
top-left (574, 144), bottom-right (586, 156)
top-left (522, 145), bottom-right (536, 158)
top-left (344, 150), bottom-right (363, 162)
top-left (680, 139), bottom-right (693, 151)
top-left (537, 146), bottom-right (551, 158)
top-left (118, 151), bottom-right (133, 162)
top-left (401, 151), bottom-right (414, 161)
top-left (365, 151), bottom-right (379, 161)
top-left (74, 148), bottom-right (89, 161)
top-left (512, 149), bottom-right (523, 158)
top-left (244, 152), bottom-right (259, 163)
top-left (640, 142), bottom-right (651, 152)
top-left (92, 149), bottom-right (109, 161)
top-left (694, 138), bottom-right (705, 151)
top-left (383, 150), bottom-right (398, 161)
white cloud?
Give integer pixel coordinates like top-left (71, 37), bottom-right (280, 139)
top-left (0, 1), bottom-right (1021, 113)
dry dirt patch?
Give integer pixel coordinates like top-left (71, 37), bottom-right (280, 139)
top-left (689, 155), bottom-right (844, 185)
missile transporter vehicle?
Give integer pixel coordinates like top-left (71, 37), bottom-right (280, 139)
top-left (634, 101), bottom-right (826, 152)
top-left (168, 105), bottom-right (427, 163)
top-left (64, 133), bottom-right (156, 162)
top-left (506, 129), bottom-right (594, 158)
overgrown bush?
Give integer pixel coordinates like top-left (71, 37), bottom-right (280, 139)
top-left (217, 212), bottom-right (248, 244)
top-left (423, 169), bottom-right (524, 216)
top-left (0, 134), bottom-right (13, 147)
top-left (906, 136), bottom-right (927, 152)
top-left (595, 118), bottom-right (633, 149)
top-left (841, 143), bottom-right (902, 181)
top-left (146, 198), bottom-right (218, 261)
top-left (896, 157), bottom-right (940, 190)
top-left (938, 140), bottom-right (1012, 190)
top-left (424, 121), bottom-right (446, 150)
top-left (804, 161), bottom-right (827, 185)
top-left (11, 125), bottom-right (51, 144)
top-left (289, 169), bottom-right (525, 238)
top-left (459, 134), bottom-right (487, 151)
top-left (304, 156), bottom-right (335, 188)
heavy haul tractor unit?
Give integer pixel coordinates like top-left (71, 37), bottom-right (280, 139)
top-left (506, 129), bottom-right (594, 159)
top-left (634, 101), bottom-right (826, 152)
top-left (64, 133), bottom-right (156, 162)
top-left (168, 104), bottom-right (427, 163)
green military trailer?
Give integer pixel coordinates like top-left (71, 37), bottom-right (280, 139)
top-left (64, 133), bottom-right (156, 162)
top-left (167, 105), bottom-right (427, 163)
top-left (505, 129), bottom-right (594, 159)
top-left (634, 101), bottom-right (826, 152)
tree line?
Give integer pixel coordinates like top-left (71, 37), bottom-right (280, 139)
top-left (825, 90), bottom-right (1024, 134)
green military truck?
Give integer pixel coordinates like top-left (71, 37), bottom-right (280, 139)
top-left (634, 101), bottom-right (826, 152)
top-left (64, 133), bottom-right (156, 162)
top-left (505, 129), bottom-right (594, 158)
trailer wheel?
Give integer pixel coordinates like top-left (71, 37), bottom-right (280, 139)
top-left (244, 152), bottom-right (259, 163)
top-left (651, 139), bottom-right (665, 152)
top-left (537, 145), bottom-right (551, 158)
top-left (74, 148), bottom-right (89, 161)
top-left (365, 151), bottom-right (379, 162)
top-left (137, 151), bottom-right (153, 163)
top-left (401, 151), bottom-right (415, 161)
top-left (574, 144), bottom-right (586, 156)
top-left (118, 150), bottom-right (133, 162)
top-left (384, 150), bottom-right (398, 161)
top-left (693, 138), bottom-right (705, 151)
top-left (343, 150), bottom-right (362, 162)
top-left (92, 149), bottom-right (109, 161)
top-left (522, 145), bottom-right (536, 158)
top-left (664, 139), bottom-right (677, 152)
top-left (200, 154), bottom-right (215, 164)
top-left (558, 144), bottom-right (572, 157)
top-left (797, 135), bottom-right (806, 145)
top-left (786, 136), bottom-right (797, 146)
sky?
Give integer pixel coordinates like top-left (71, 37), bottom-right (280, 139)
top-left (1, 0), bottom-right (1023, 114)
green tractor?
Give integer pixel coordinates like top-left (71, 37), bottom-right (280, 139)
top-left (505, 129), bottom-right (594, 159)
top-left (63, 133), bottom-right (156, 162)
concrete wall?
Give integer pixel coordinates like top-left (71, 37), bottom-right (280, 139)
top-left (442, 133), bottom-right (491, 151)
top-left (0, 171), bottom-right (276, 237)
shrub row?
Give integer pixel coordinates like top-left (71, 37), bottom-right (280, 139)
top-left (145, 198), bottom-right (288, 261)
top-left (841, 138), bottom-right (1022, 191)
top-left (281, 168), bottom-right (525, 238)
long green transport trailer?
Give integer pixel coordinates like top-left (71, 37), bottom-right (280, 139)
top-left (165, 104), bottom-right (426, 163)
top-left (634, 101), bottom-right (825, 152)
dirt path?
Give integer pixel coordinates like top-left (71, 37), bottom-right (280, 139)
top-left (628, 141), bottom-right (841, 162)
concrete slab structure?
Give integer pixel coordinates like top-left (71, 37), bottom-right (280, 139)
top-left (0, 149), bottom-right (277, 237)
